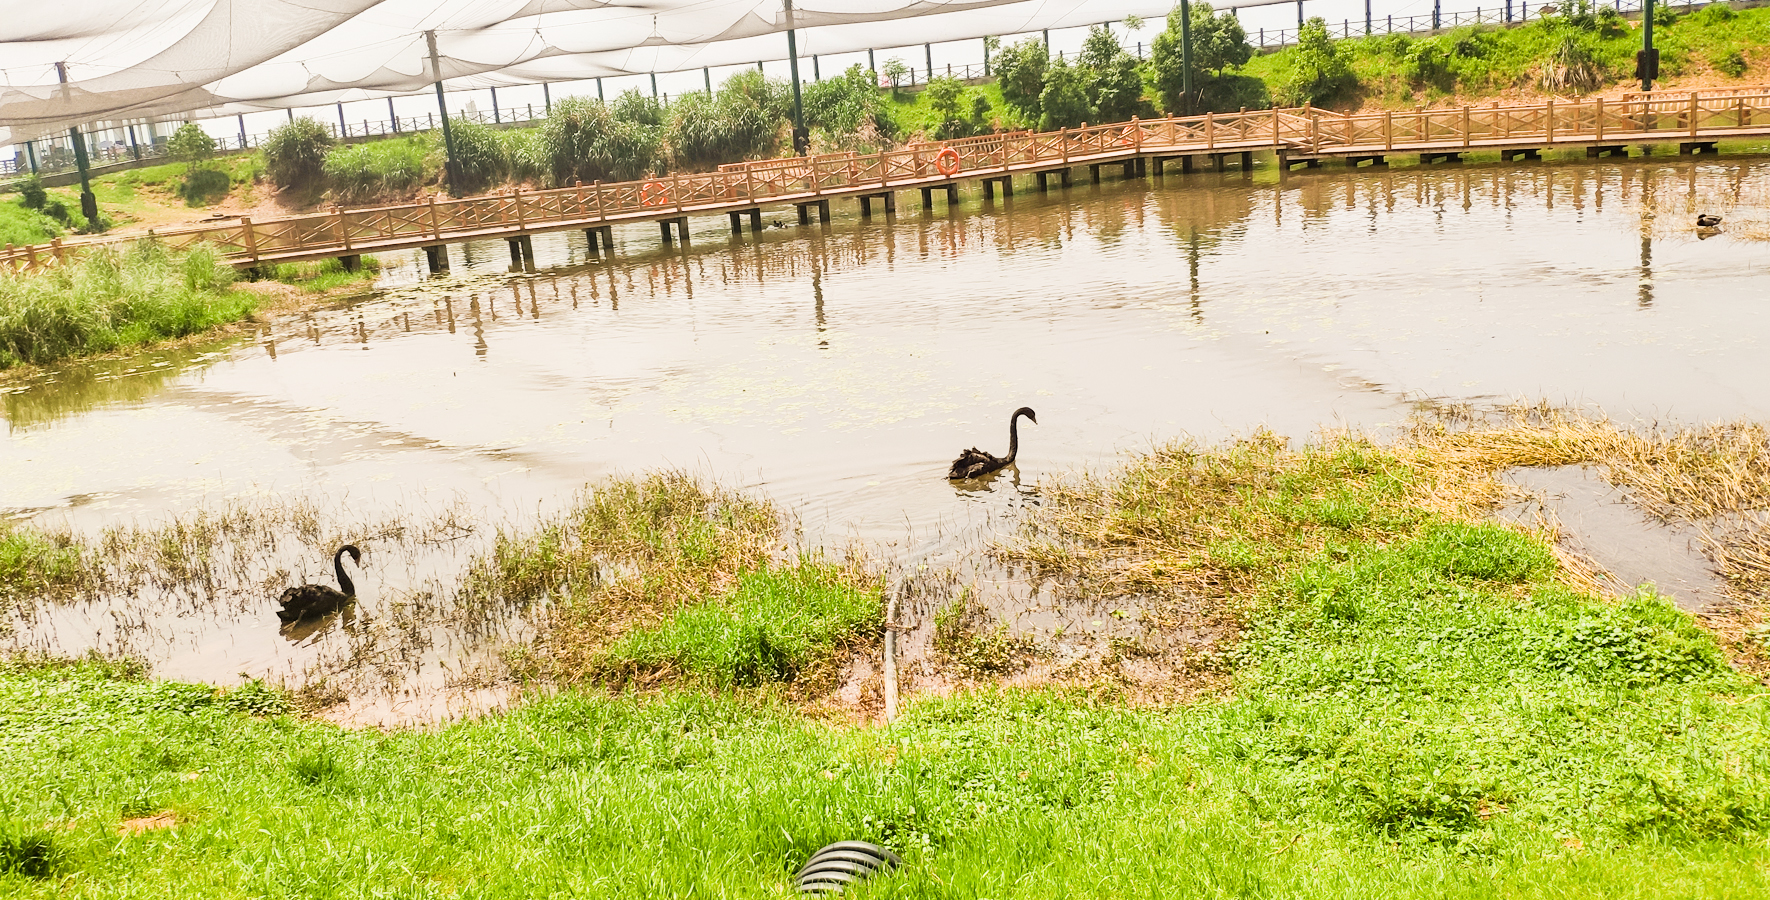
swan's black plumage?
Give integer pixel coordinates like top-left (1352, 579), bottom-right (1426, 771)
top-left (1697, 214), bottom-right (1723, 228)
top-left (948, 407), bottom-right (1037, 480)
top-left (277, 545), bottom-right (360, 624)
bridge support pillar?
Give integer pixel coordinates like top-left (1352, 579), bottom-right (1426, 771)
top-left (982, 176), bottom-right (1013, 200)
top-left (749, 208), bottom-right (763, 232)
top-left (794, 200), bottom-right (831, 225)
top-left (859, 191), bottom-right (896, 217)
top-left (505, 236), bottom-right (534, 272)
top-left (1587, 145), bottom-right (1629, 158)
top-left (1680, 141), bottom-right (1718, 155)
top-left (1501, 148), bottom-right (1541, 162)
top-left (424, 244), bottom-right (449, 274)
top-left (339, 254), bottom-right (362, 273)
top-left (659, 217), bottom-right (689, 247)
top-left (1035, 169), bottom-right (1070, 191)
top-left (728, 211), bottom-right (745, 234)
top-left (1277, 154), bottom-right (1321, 171)
top-left (1347, 154), bottom-right (1387, 167)
top-left (1420, 151), bottom-right (1463, 165)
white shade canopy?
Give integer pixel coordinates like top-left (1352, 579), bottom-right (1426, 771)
top-left (0, 0), bottom-right (1243, 145)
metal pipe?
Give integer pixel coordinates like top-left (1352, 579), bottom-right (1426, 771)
top-left (786, 0), bottom-right (809, 155)
top-left (426, 30), bottom-right (461, 197)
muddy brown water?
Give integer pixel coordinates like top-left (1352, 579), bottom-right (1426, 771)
top-left (5, 159), bottom-right (1770, 722)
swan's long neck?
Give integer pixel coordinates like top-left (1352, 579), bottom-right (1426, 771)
top-left (333, 549), bottom-right (356, 596)
top-left (1005, 411), bottom-right (1023, 464)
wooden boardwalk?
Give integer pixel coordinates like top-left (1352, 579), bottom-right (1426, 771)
top-left (6, 88), bottom-right (1769, 275)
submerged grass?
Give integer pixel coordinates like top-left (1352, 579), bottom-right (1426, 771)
top-left (472, 472), bottom-right (881, 690)
top-left (261, 255), bottom-right (381, 293)
top-left (0, 242), bottom-right (255, 370)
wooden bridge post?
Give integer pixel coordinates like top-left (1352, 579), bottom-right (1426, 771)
top-left (673, 173), bottom-right (685, 213)
top-left (1060, 128), bottom-right (1070, 166)
top-left (1384, 111), bottom-right (1393, 151)
top-left (512, 187), bottom-right (526, 229)
top-left (1690, 94), bottom-right (1700, 138)
top-left (428, 194), bottom-right (442, 241)
top-left (1546, 99), bottom-right (1555, 143)
top-left (333, 206), bottom-right (350, 253)
top-left (1462, 106), bottom-right (1471, 149)
top-left (1595, 97), bottom-right (1605, 142)
top-left (1206, 112), bottom-right (1216, 150)
top-left (241, 216), bottom-right (259, 266)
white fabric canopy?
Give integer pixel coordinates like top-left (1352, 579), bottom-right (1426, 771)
top-left (0, 0), bottom-right (1280, 145)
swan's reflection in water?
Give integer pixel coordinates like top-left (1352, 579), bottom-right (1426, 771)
top-left (278, 603), bottom-right (358, 646)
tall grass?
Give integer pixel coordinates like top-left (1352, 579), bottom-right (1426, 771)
top-left (0, 242), bottom-right (253, 369)
top-left (321, 136), bottom-right (438, 203)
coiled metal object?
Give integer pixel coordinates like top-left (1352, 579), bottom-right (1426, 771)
top-left (796, 841), bottom-right (902, 895)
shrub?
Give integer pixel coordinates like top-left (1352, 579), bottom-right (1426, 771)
top-left (17, 175), bottom-right (47, 211)
top-left (1275, 18), bottom-right (1355, 107)
top-left (262, 117), bottom-right (335, 191)
top-left (445, 116), bottom-right (508, 194)
top-left (498, 129), bottom-right (548, 184)
top-left (612, 88), bottom-right (664, 127)
top-left (1713, 48), bottom-right (1748, 78)
top-left (667, 87), bottom-right (777, 170)
top-left (536, 97), bottom-right (663, 186)
top-left (804, 65), bottom-right (893, 148)
top-left (1540, 36), bottom-right (1605, 94)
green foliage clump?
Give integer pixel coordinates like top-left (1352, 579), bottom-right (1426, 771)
top-left (1713, 47), bottom-right (1748, 77)
top-left (535, 96), bottom-right (663, 187)
top-left (167, 123), bottom-right (216, 174)
top-left (1275, 18), bottom-right (1356, 106)
top-left (445, 116), bottom-right (509, 194)
top-left (0, 242), bottom-right (252, 369)
top-left (322, 136), bottom-right (438, 202)
top-left (597, 561), bottom-right (880, 689)
top-left (261, 117), bottom-right (335, 191)
top-left (803, 65), bottom-right (895, 149)
top-left (0, 827), bottom-right (61, 879)
top-left (993, 37), bottom-right (1050, 121)
top-left (16, 174), bottom-right (47, 211)
top-left (0, 188), bottom-right (62, 246)
top-left (667, 72), bottom-right (783, 169)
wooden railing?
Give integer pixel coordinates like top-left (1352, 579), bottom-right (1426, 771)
top-left (7, 89), bottom-right (1770, 275)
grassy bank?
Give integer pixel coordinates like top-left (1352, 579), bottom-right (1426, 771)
top-left (0, 242), bottom-right (256, 370)
top-left (4, 420), bottom-right (1769, 895)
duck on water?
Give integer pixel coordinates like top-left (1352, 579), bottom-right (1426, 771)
top-left (949, 407), bottom-right (1037, 480)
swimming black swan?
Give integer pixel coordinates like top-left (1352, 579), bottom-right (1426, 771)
top-left (949, 407), bottom-right (1037, 480)
top-left (277, 545), bottom-right (361, 624)
top-left (1697, 214), bottom-right (1723, 228)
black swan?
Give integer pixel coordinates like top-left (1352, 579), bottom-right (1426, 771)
top-left (949, 407), bottom-right (1037, 480)
top-left (1697, 214), bottom-right (1723, 228)
top-left (277, 545), bottom-right (360, 624)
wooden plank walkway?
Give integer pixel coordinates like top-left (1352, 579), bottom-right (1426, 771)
top-left (6, 88), bottom-right (1769, 275)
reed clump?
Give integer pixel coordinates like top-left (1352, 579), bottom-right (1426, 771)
top-left (0, 241), bottom-right (254, 370)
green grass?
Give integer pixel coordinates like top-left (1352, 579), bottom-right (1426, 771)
top-left (597, 559), bottom-right (881, 689)
top-left (0, 242), bottom-right (256, 369)
top-left (4, 435), bottom-right (1769, 895)
top-left (321, 137), bottom-right (439, 203)
top-left (0, 201), bottom-right (61, 247)
top-left (261, 255), bottom-right (381, 293)
top-left (1244, 4), bottom-right (1770, 108)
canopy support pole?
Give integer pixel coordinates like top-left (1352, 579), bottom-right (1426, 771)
top-left (56, 63), bottom-right (99, 227)
top-left (785, 0), bottom-right (809, 155)
top-left (426, 30), bottom-right (461, 197)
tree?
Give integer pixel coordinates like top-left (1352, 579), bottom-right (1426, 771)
top-left (168, 122), bottom-right (216, 174)
top-left (923, 75), bottom-right (970, 138)
top-left (882, 57), bottom-right (910, 95)
top-left (1079, 25), bottom-right (1121, 71)
top-left (993, 37), bottom-right (1049, 121)
top-left (1092, 52), bottom-right (1144, 123)
top-left (1150, 2), bottom-right (1255, 113)
top-left (1038, 58), bottom-right (1092, 129)
top-left (1273, 17), bottom-right (1354, 107)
